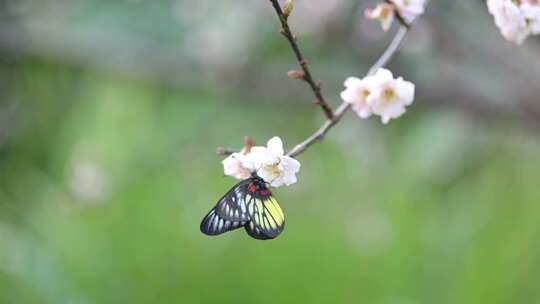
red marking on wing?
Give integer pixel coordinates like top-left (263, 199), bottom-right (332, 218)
top-left (259, 189), bottom-right (271, 196)
top-left (248, 183), bottom-right (257, 193)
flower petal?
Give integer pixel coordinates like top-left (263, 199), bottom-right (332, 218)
top-left (373, 68), bottom-right (394, 82)
top-left (396, 78), bottom-right (415, 105)
top-left (222, 153), bottom-right (252, 180)
top-left (344, 77), bottom-right (363, 88)
top-left (267, 136), bottom-right (284, 156)
top-left (282, 156), bottom-right (301, 173)
top-left (249, 146), bottom-right (277, 167)
top-left (340, 89), bottom-right (357, 105)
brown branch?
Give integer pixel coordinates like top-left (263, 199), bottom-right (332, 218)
top-left (286, 25), bottom-right (410, 157)
top-left (268, 0), bottom-right (335, 121)
top-left (217, 2), bottom-right (419, 158)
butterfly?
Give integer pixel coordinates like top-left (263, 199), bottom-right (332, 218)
top-left (200, 173), bottom-right (285, 240)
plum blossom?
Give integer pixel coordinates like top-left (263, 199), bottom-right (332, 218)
top-left (522, 1), bottom-right (540, 34)
top-left (222, 137), bottom-right (301, 187)
top-left (248, 137), bottom-right (301, 187)
top-left (341, 77), bottom-right (374, 118)
top-left (365, 0), bottom-right (426, 30)
top-left (366, 68), bottom-right (415, 124)
top-left (340, 68), bottom-right (415, 124)
top-left (487, 0), bottom-right (540, 44)
top-left (222, 151), bottom-right (253, 180)
top-left (488, 0), bottom-right (530, 44)
top-left (365, 3), bottom-right (395, 32)
top-left (390, 0), bottom-right (427, 23)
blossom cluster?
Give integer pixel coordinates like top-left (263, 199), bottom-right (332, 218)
top-left (222, 137), bottom-right (301, 187)
top-left (487, 0), bottom-right (540, 44)
top-left (365, 0), bottom-right (427, 31)
top-left (341, 68), bottom-right (415, 124)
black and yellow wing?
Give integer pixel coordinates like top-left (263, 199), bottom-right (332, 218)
top-left (245, 194), bottom-right (285, 239)
top-left (244, 221), bottom-right (272, 240)
top-left (201, 176), bottom-right (286, 240)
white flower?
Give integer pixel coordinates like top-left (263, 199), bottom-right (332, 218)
top-left (365, 3), bottom-right (395, 32)
top-left (521, 2), bottom-right (540, 34)
top-left (366, 68), bottom-right (415, 124)
top-left (340, 68), bottom-right (415, 124)
top-left (223, 152), bottom-right (253, 180)
top-left (248, 137), bottom-right (301, 187)
top-left (340, 77), bottom-right (374, 119)
top-left (488, 0), bottom-right (530, 44)
top-left (390, 0), bottom-right (426, 23)
top-left (221, 137), bottom-right (301, 187)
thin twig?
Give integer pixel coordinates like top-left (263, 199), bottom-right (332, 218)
top-left (286, 25), bottom-right (410, 157)
top-left (217, 25), bottom-right (411, 157)
top-left (216, 147), bottom-right (236, 156)
top-left (268, 0), bottom-right (335, 121)
top-left (368, 26), bottom-right (408, 76)
top-left (216, 136), bottom-right (255, 156)
top-left (217, 3), bottom-right (416, 158)
top-left (286, 102), bottom-right (351, 157)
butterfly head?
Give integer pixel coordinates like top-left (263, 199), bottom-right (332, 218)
top-left (247, 174), bottom-right (272, 198)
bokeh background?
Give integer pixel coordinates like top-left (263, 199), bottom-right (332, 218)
top-left (1, 0), bottom-right (540, 303)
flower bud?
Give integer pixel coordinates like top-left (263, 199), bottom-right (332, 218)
top-left (283, 0), bottom-right (294, 19)
top-left (287, 70), bottom-right (305, 80)
top-left (365, 3), bottom-right (395, 32)
top-left (242, 136), bottom-right (255, 153)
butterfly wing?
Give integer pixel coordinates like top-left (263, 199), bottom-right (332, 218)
top-left (214, 181), bottom-right (250, 222)
top-left (244, 221), bottom-right (272, 240)
top-left (200, 179), bottom-right (250, 236)
top-left (245, 194), bottom-right (285, 239)
top-left (201, 177), bottom-right (286, 240)
top-left (200, 208), bottom-right (245, 235)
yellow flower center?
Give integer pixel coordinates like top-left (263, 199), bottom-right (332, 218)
top-left (265, 159), bottom-right (283, 176)
top-left (363, 90), bottom-right (371, 97)
top-left (380, 6), bottom-right (392, 18)
top-left (382, 88), bottom-right (396, 102)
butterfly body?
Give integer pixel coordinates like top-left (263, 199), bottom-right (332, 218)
top-left (200, 174), bottom-right (285, 240)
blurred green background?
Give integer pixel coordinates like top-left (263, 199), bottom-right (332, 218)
top-left (1, 0), bottom-right (540, 303)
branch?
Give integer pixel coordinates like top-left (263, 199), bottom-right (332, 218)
top-left (217, 136), bottom-right (255, 156)
top-left (286, 25), bottom-right (410, 157)
top-left (268, 0), bottom-right (335, 121)
top-left (217, 24), bottom-right (411, 157)
top-left (216, 147), bottom-right (236, 156)
top-left (286, 102), bottom-right (350, 157)
top-left (368, 26), bottom-right (408, 76)
top-left (217, 2), bottom-right (417, 158)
